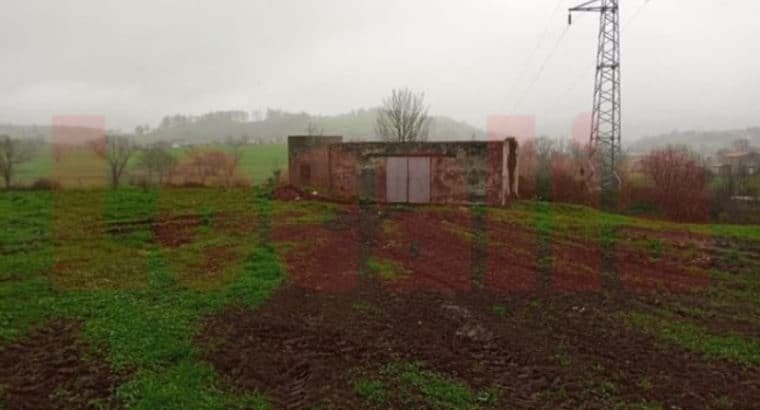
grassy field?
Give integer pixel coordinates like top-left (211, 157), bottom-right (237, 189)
top-left (13, 143), bottom-right (287, 187)
top-left (1, 187), bottom-right (759, 408)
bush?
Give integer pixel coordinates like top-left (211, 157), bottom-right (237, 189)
top-left (639, 147), bottom-right (709, 222)
top-left (168, 149), bottom-right (245, 187)
top-left (29, 178), bottom-right (61, 191)
top-left (518, 138), bottom-right (591, 205)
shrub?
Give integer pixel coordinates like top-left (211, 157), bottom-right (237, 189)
top-left (639, 147), bottom-right (709, 222)
top-left (29, 178), bottom-right (61, 191)
top-left (169, 149), bottom-right (245, 187)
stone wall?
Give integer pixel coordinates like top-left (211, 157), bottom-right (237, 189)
top-left (287, 135), bottom-right (342, 194)
top-left (287, 136), bottom-right (519, 204)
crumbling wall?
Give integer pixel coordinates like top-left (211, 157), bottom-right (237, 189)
top-left (288, 136), bottom-right (519, 205)
top-left (288, 135), bottom-right (342, 193)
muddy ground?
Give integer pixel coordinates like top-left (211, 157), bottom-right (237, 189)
top-left (0, 320), bottom-right (125, 410)
top-left (192, 201), bottom-right (759, 409)
top-left (197, 283), bottom-right (760, 409)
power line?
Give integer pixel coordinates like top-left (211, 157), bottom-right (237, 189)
top-left (505, 0), bottom-right (566, 111)
top-left (511, 25), bottom-right (571, 113)
top-left (623, 0), bottom-right (651, 30)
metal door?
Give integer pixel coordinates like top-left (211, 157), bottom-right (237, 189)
top-left (408, 157), bottom-right (430, 203)
top-left (386, 157), bottom-right (408, 202)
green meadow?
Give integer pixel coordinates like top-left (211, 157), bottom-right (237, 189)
top-left (12, 143), bottom-right (287, 187)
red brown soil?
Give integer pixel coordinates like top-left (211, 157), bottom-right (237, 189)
top-left (374, 208), bottom-right (473, 293)
top-left (184, 246), bottom-right (238, 282)
top-left (271, 203), bottom-right (712, 296)
top-left (616, 227), bottom-right (712, 292)
top-left (272, 208), bottom-right (361, 293)
top-left (485, 217), bottom-right (541, 293)
top-left (0, 320), bottom-right (125, 410)
top-left (212, 212), bottom-right (257, 236)
top-left (548, 235), bottom-right (603, 292)
top-left (273, 185), bottom-right (304, 201)
top-left (153, 214), bottom-right (202, 247)
top-left (204, 246), bottom-right (237, 274)
top-left (197, 284), bottom-right (760, 409)
top-left (374, 207), bottom-right (710, 295)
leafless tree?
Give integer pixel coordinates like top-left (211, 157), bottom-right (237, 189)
top-left (0, 134), bottom-right (35, 188)
top-left (139, 142), bottom-right (176, 185)
top-left (376, 88), bottom-right (432, 143)
top-left (91, 135), bottom-right (136, 188)
top-left (306, 121), bottom-right (323, 136)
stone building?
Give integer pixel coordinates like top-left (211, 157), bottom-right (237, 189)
top-left (715, 139), bottom-right (760, 176)
top-left (287, 135), bottom-right (519, 205)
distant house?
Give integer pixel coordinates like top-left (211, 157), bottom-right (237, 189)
top-left (714, 139), bottom-right (760, 176)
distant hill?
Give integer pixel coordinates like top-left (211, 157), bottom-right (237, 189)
top-left (628, 127), bottom-right (760, 155)
top-left (139, 108), bottom-right (484, 144)
top-left (1, 108), bottom-right (484, 145)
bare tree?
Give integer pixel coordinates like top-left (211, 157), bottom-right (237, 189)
top-left (91, 135), bottom-right (136, 188)
top-left (376, 88), bottom-right (432, 143)
top-left (139, 142), bottom-right (176, 185)
top-left (0, 134), bottom-right (35, 188)
top-left (641, 147), bottom-right (709, 222)
top-left (306, 121), bottom-right (323, 136)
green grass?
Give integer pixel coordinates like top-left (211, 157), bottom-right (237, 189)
top-left (491, 305), bottom-right (507, 316)
top-left (626, 312), bottom-right (760, 365)
top-left (235, 144), bottom-right (287, 185)
top-left (355, 362), bottom-right (495, 409)
top-left (366, 257), bottom-right (410, 281)
top-left (269, 199), bottom-right (337, 225)
top-left (499, 200), bottom-right (760, 242)
top-left (10, 143), bottom-right (286, 187)
top-left (3, 188), bottom-right (760, 407)
top-left (0, 187), bottom-right (283, 408)
top-left (354, 379), bottom-right (388, 407)
top-left (117, 360), bottom-right (270, 410)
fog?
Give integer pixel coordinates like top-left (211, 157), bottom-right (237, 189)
top-left (1, 0), bottom-right (759, 139)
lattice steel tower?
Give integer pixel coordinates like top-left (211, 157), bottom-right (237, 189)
top-left (569, 0), bottom-right (621, 193)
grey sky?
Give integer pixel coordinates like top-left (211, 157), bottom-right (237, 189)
top-left (1, 0), bottom-right (759, 139)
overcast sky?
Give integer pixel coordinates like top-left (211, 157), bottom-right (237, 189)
top-left (1, 0), bottom-right (759, 139)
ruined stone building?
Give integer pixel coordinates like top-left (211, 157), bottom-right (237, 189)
top-left (287, 136), bottom-right (519, 205)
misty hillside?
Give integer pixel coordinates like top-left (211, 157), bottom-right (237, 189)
top-left (628, 127), bottom-right (760, 154)
top-left (142, 108), bottom-right (484, 144)
top-left (0, 109), bottom-right (484, 145)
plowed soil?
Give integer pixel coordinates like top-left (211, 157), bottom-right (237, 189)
top-left (197, 283), bottom-right (760, 409)
top-left (0, 320), bottom-right (125, 410)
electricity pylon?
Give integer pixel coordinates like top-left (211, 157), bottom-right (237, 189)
top-left (569, 0), bottom-right (621, 196)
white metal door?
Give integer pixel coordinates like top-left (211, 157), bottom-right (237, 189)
top-left (386, 157), bottom-right (408, 203)
top-left (408, 157), bottom-right (430, 203)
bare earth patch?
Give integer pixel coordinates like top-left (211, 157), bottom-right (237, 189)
top-left (0, 320), bottom-right (125, 410)
top-left (153, 214), bottom-right (202, 248)
top-left (196, 283), bottom-right (760, 409)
